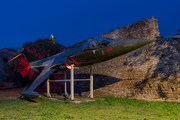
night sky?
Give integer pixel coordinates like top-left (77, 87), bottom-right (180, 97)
top-left (0, 0), bottom-right (179, 49)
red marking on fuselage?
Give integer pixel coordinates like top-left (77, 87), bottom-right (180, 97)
top-left (106, 47), bottom-right (112, 52)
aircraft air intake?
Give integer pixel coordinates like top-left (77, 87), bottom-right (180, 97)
top-left (65, 58), bottom-right (76, 69)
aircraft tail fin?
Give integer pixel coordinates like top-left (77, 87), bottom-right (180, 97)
top-left (23, 50), bottom-right (40, 63)
top-left (8, 49), bottom-right (40, 63)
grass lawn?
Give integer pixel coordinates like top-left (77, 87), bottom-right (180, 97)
top-left (0, 96), bottom-right (180, 120)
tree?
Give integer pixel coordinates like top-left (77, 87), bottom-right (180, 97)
top-left (8, 47), bottom-right (18, 52)
top-left (177, 29), bottom-right (180, 35)
top-left (109, 28), bottom-right (114, 32)
top-left (14, 37), bottom-right (66, 80)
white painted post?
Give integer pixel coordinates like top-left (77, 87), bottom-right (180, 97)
top-left (90, 65), bottom-right (93, 98)
top-left (47, 77), bottom-right (51, 97)
top-left (64, 71), bottom-right (67, 95)
top-left (70, 64), bottom-right (74, 100)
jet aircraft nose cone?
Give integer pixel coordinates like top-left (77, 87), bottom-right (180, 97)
top-left (113, 38), bottom-right (156, 57)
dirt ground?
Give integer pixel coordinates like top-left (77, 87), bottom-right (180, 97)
top-left (1, 87), bottom-right (180, 103)
top-left (0, 88), bottom-right (24, 100)
top-left (0, 88), bottom-right (100, 103)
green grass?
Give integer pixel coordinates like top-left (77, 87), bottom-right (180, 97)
top-left (0, 96), bottom-right (180, 120)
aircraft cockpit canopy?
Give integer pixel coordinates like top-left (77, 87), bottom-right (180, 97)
top-left (83, 37), bottom-right (115, 50)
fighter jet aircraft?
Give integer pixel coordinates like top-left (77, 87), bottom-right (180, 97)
top-left (9, 36), bottom-right (176, 98)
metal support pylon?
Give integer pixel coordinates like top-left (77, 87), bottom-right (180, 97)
top-left (90, 65), bottom-right (93, 98)
top-left (47, 77), bottom-right (51, 97)
top-left (64, 71), bottom-right (67, 96)
top-left (70, 64), bottom-right (74, 100)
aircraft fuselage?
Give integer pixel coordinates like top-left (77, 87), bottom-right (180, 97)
top-left (29, 37), bottom-right (156, 74)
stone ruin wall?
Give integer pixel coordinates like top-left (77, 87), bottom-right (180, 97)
top-left (0, 49), bottom-right (17, 88)
top-left (72, 16), bottom-right (180, 101)
top-left (100, 16), bottom-right (159, 40)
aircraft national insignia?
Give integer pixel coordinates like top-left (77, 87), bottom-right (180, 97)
top-left (102, 50), bottom-right (104, 55)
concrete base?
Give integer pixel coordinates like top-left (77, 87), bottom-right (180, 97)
top-left (42, 94), bottom-right (103, 103)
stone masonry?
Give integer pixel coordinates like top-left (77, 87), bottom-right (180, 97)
top-left (0, 48), bottom-right (16, 88)
top-left (72, 17), bottom-right (180, 101)
top-left (100, 16), bottom-right (159, 40)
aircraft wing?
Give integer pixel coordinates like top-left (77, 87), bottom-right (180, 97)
top-left (26, 68), bottom-right (55, 91)
top-left (20, 68), bottom-right (55, 98)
